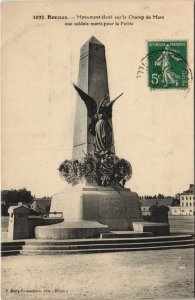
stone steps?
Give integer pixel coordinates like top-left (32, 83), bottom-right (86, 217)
top-left (20, 234), bottom-right (194, 255)
top-left (1, 241), bottom-right (25, 256)
top-left (21, 239), bottom-right (193, 251)
top-left (20, 244), bottom-right (194, 255)
top-left (24, 234), bottom-right (193, 245)
top-left (2, 235), bottom-right (194, 256)
top-left (1, 250), bottom-right (21, 256)
top-left (100, 231), bottom-right (152, 238)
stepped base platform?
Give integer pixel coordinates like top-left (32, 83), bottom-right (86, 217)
top-left (100, 231), bottom-right (153, 238)
top-left (35, 220), bottom-right (109, 240)
top-left (50, 186), bottom-right (143, 233)
top-left (19, 234), bottom-right (194, 255)
top-left (1, 241), bottom-right (25, 256)
top-left (35, 185), bottom-right (145, 240)
top-left (133, 222), bottom-right (170, 236)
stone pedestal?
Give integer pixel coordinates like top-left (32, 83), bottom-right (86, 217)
top-left (149, 205), bottom-right (170, 223)
top-left (35, 220), bottom-right (108, 240)
top-left (8, 206), bottom-right (39, 240)
top-left (82, 187), bottom-right (143, 230)
top-left (35, 185), bottom-right (143, 239)
top-left (132, 222), bottom-right (170, 236)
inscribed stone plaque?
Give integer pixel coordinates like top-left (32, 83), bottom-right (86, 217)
top-left (98, 197), bottom-right (126, 219)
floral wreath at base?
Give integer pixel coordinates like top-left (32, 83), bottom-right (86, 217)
top-left (58, 152), bottom-right (132, 188)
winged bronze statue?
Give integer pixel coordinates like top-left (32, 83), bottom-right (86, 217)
top-left (73, 83), bottom-right (123, 156)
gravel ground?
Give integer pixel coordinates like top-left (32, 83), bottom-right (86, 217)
top-left (1, 248), bottom-right (194, 300)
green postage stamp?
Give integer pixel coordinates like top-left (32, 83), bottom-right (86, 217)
top-left (148, 41), bottom-right (188, 89)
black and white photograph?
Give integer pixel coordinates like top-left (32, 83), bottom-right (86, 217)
top-left (1, 1), bottom-right (194, 299)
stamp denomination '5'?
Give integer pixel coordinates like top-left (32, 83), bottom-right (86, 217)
top-left (148, 41), bottom-right (188, 89)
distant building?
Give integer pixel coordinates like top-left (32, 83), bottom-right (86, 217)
top-left (180, 184), bottom-right (194, 215)
top-left (31, 197), bottom-right (51, 213)
top-left (170, 184), bottom-right (194, 216)
top-left (169, 206), bottom-right (181, 216)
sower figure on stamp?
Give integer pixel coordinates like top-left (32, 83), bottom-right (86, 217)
top-left (73, 83), bottom-right (123, 156)
top-left (155, 44), bottom-right (182, 87)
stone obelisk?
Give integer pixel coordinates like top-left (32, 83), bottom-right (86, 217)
top-left (72, 36), bottom-right (115, 160)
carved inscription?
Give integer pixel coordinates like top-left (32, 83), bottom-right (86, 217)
top-left (98, 198), bottom-right (126, 218)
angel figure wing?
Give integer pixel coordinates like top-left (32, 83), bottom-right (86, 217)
top-left (73, 83), bottom-right (97, 119)
top-left (101, 92), bottom-right (124, 119)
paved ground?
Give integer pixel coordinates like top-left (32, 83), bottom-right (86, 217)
top-left (2, 248), bottom-right (194, 300)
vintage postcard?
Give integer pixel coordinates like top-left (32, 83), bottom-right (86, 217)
top-left (1, 0), bottom-right (194, 299)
